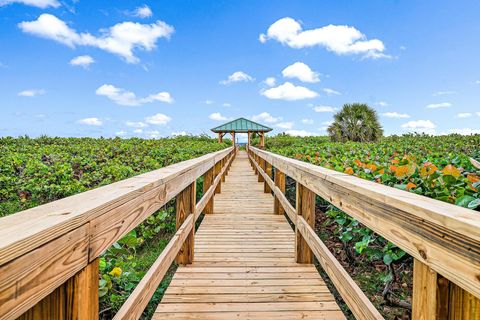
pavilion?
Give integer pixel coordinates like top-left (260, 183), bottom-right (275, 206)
top-left (211, 117), bottom-right (272, 149)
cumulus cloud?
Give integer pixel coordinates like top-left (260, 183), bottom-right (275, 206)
top-left (263, 77), bottom-right (276, 87)
top-left (284, 129), bottom-right (317, 137)
top-left (145, 113), bottom-right (171, 125)
top-left (456, 113), bottom-right (472, 118)
top-left (125, 121), bottom-right (148, 128)
top-left (259, 17), bottom-right (388, 59)
top-left (146, 130), bottom-right (161, 138)
top-left (18, 89), bottom-right (45, 97)
top-left (220, 71), bottom-right (254, 85)
top-left (77, 117), bottom-right (103, 126)
top-left (69, 55), bottom-right (95, 68)
top-left (401, 120), bottom-right (436, 134)
top-left (251, 112), bottom-right (281, 123)
top-left (261, 82), bottom-right (318, 101)
top-left (301, 118), bottom-right (314, 124)
top-left (134, 5), bottom-right (153, 18)
top-left (0, 0), bottom-right (59, 8)
top-left (282, 62), bottom-right (319, 83)
top-left (375, 101), bottom-right (389, 107)
top-left (382, 112), bottom-right (410, 118)
top-left (19, 14), bottom-right (173, 63)
top-left (96, 84), bottom-right (173, 106)
top-left (276, 122), bottom-right (294, 129)
top-left (323, 88), bottom-right (340, 95)
top-left (209, 112), bottom-right (229, 121)
top-left (313, 105), bottom-right (336, 113)
top-left (426, 102), bottom-right (451, 109)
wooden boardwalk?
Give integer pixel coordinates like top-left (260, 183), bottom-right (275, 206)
top-left (153, 151), bottom-right (345, 319)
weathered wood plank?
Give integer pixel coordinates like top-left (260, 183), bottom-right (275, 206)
top-left (274, 169), bottom-right (286, 215)
top-left (176, 182), bottom-right (196, 265)
top-left (295, 183), bottom-right (315, 264)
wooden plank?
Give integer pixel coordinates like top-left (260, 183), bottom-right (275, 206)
top-left (164, 285), bottom-right (332, 295)
top-left (202, 167), bottom-right (214, 214)
top-left (250, 146), bottom-right (480, 299)
top-left (295, 183), bottom-right (315, 264)
top-left (156, 301), bottom-right (340, 312)
top-left (176, 182), bottom-right (196, 265)
top-left (274, 169), bottom-right (286, 215)
top-left (296, 216), bottom-right (383, 319)
top-left (113, 214), bottom-right (194, 320)
top-left (214, 160), bottom-right (222, 194)
top-left (161, 292), bottom-right (334, 303)
top-left (264, 161), bottom-right (272, 193)
top-left (412, 258), bottom-right (437, 320)
top-left (153, 310), bottom-right (345, 320)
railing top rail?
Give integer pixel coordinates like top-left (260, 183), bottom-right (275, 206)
top-left (249, 146), bottom-right (480, 299)
top-left (0, 146), bottom-right (233, 266)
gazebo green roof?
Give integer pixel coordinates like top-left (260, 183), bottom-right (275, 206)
top-left (211, 117), bottom-right (273, 133)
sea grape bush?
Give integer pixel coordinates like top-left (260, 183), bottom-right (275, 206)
top-left (265, 133), bottom-right (480, 277)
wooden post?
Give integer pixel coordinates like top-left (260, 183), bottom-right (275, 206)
top-left (259, 132), bottom-right (265, 149)
top-left (203, 167), bottom-right (214, 214)
top-left (264, 161), bottom-right (272, 193)
top-left (214, 160), bottom-right (222, 194)
top-left (274, 169), bottom-right (286, 215)
top-left (221, 158), bottom-right (226, 182)
top-left (176, 182), bottom-right (195, 265)
top-left (19, 259), bottom-right (99, 320)
top-left (247, 131), bottom-right (251, 150)
top-left (258, 157), bottom-right (265, 183)
top-left (412, 258), bottom-right (480, 319)
top-left (295, 182), bottom-right (315, 263)
top-left (231, 131), bottom-right (235, 147)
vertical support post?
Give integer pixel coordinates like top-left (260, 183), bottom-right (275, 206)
top-left (274, 168), bottom-right (286, 215)
top-left (214, 160), bottom-right (222, 194)
top-left (412, 258), bottom-right (480, 319)
top-left (19, 259), bottom-right (99, 320)
top-left (247, 131), bottom-right (251, 150)
top-left (221, 158), bottom-right (226, 182)
top-left (231, 131), bottom-right (235, 147)
top-left (218, 132), bottom-right (223, 143)
top-left (257, 157), bottom-right (265, 183)
top-left (176, 181), bottom-right (195, 265)
top-left (295, 182), bottom-right (315, 263)
top-left (259, 132), bottom-right (265, 149)
top-left (264, 161), bottom-right (272, 193)
top-left (203, 167), bottom-right (214, 214)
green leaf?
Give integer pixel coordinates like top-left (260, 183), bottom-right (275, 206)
top-left (456, 195), bottom-right (476, 207)
top-left (468, 198), bottom-right (480, 209)
top-left (383, 253), bottom-right (393, 265)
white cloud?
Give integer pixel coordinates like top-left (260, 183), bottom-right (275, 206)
top-left (456, 113), bottom-right (472, 118)
top-left (426, 102), bottom-right (451, 109)
top-left (261, 82), bottom-right (318, 101)
top-left (375, 101), bottom-right (389, 107)
top-left (282, 62), bottom-right (319, 83)
top-left (433, 91), bottom-right (455, 96)
top-left (134, 5), bottom-right (153, 18)
top-left (146, 130), bottom-right (161, 138)
top-left (125, 121), bottom-right (148, 128)
top-left (0, 0), bottom-right (59, 8)
top-left (382, 112), bottom-right (410, 118)
top-left (18, 89), bottom-right (45, 97)
top-left (96, 84), bottom-right (173, 106)
top-left (133, 129), bottom-right (143, 134)
top-left (313, 105), bottom-right (336, 113)
top-left (251, 112), bottom-right (281, 123)
top-left (222, 102), bottom-right (232, 107)
top-left (284, 129), bottom-right (317, 137)
top-left (446, 128), bottom-right (480, 135)
top-left (220, 71), bottom-right (254, 85)
top-left (19, 14), bottom-right (173, 63)
top-left (204, 100), bottom-right (214, 105)
top-left (276, 122), bottom-right (294, 129)
top-left (171, 131), bottom-right (187, 136)
top-left (474, 80), bottom-right (480, 85)
top-left (401, 120), bottom-right (436, 134)
top-left (477, 112), bottom-right (480, 117)
top-left (77, 117), bottom-right (103, 126)
top-left (145, 113), bottom-right (171, 125)
top-left (301, 118), bottom-right (313, 124)
top-left (259, 17), bottom-right (388, 59)
top-left (264, 77), bottom-right (276, 87)
top-left (322, 120), bottom-right (333, 126)
top-left (115, 130), bottom-right (127, 136)
top-left (323, 88), bottom-right (340, 95)
top-left (209, 112), bottom-right (229, 121)
top-left (69, 55), bottom-right (95, 68)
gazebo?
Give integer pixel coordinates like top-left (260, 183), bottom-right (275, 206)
top-left (211, 117), bottom-right (272, 149)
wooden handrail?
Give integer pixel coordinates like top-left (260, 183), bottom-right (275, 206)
top-left (249, 146), bottom-right (480, 300)
top-left (0, 146), bottom-right (236, 320)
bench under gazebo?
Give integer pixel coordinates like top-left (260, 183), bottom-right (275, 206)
top-left (211, 117), bottom-right (272, 149)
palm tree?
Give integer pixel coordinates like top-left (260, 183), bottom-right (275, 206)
top-left (327, 103), bottom-right (383, 142)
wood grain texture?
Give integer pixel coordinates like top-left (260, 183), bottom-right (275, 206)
top-left (295, 183), bottom-right (315, 264)
top-left (274, 169), bottom-right (286, 215)
top-left (412, 259), bottom-right (437, 320)
top-left (202, 167), bottom-right (214, 215)
top-left (264, 161), bottom-right (272, 193)
top-left (154, 151), bottom-right (345, 320)
top-left (176, 182), bottom-right (196, 265)
top-left (250, 146), bottom-right (480, 299)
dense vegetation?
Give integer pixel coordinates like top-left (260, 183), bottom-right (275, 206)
top-left (0, 135), bottom-right (230, 318)
top-left (264, 133), bottom-right (480, 318)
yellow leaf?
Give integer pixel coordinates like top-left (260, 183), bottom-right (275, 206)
top-left (344, 167), bottom-right (354, 175)
top-left (441, 164), bottom-right (461, 178)
top-left (109, 267), bottom-right (122, 277)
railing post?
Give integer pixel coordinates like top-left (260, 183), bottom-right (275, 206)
top-left (214, 159), bottom-right (222, 194)
top-left (203, 167), bottom-right (214, 214)
top-left (412, 258), bottom-right (480, 319)
top-left (295, 182), bottom-right (315, 263)
top-left (274, 168), bottom-right (285, 215)
top-left (221, 158), bottom-right (226, 182)
top-left (258, 157), bottom-right (265, 183)
top-left (264, 161), bottom-right (272, 193)
top-left (176, 181), bottom-right (195, 265)
top-left (18, 259), bottom-right (99, 320)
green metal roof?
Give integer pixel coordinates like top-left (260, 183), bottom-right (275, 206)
top-left (211, 117), bottom-right (273, 133)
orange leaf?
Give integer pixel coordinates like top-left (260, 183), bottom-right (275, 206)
top-left (366, 164), bottom-right (377, 172)
top-left (391, 159), bottom-right (399, 164)
top-left (467, 174), bottom-right (480, 183)
top-left (395, 165), bottom-right (409, 179)
top-left (389, 165), bottom-right (397, 172)
top-left (406, 182), bottom-right (417, 190)
top-left (344, 167), bottom-right (354, 175)
top-left (441, 164), bottom-right (461, 178)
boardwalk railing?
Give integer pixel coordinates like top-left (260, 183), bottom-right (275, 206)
top-left (248, 146), bottom-right (480, 319)
top-left (0, 146), bottom-right (236, 320)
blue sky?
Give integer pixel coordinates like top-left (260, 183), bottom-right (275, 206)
top-left (1, 0), bottom-right (479, 139)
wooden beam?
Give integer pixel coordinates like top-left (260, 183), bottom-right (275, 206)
top-left (176, 182), bottom-right (196, 265)
top-left (264, 162), bottom-right (272, 194)
top-left (295, 183), bottom-right (315, 264)
top-left (259, 132), bottom-right (265, 149)
top-left (202, 168), bottom-right (214, 215)
top-left (218, 133), bottom-right (223, 143)
top-left (214, 160), bottom-right (222, 194)
top-left (274, 169), bottom-right (286, 215)
top-left (258, 157), bottom-right (265, 183)
top-left (249, 146), bottom-right (480, 299)
top-left (231, 131), bottom-right (235, 147)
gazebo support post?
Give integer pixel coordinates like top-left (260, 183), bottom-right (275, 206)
top-left (231, 131), bottom-right (235, 147)
top-left (259, 132), bottom-right (265, 149)
top-left (218, 132), bottom-right (223, 143)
